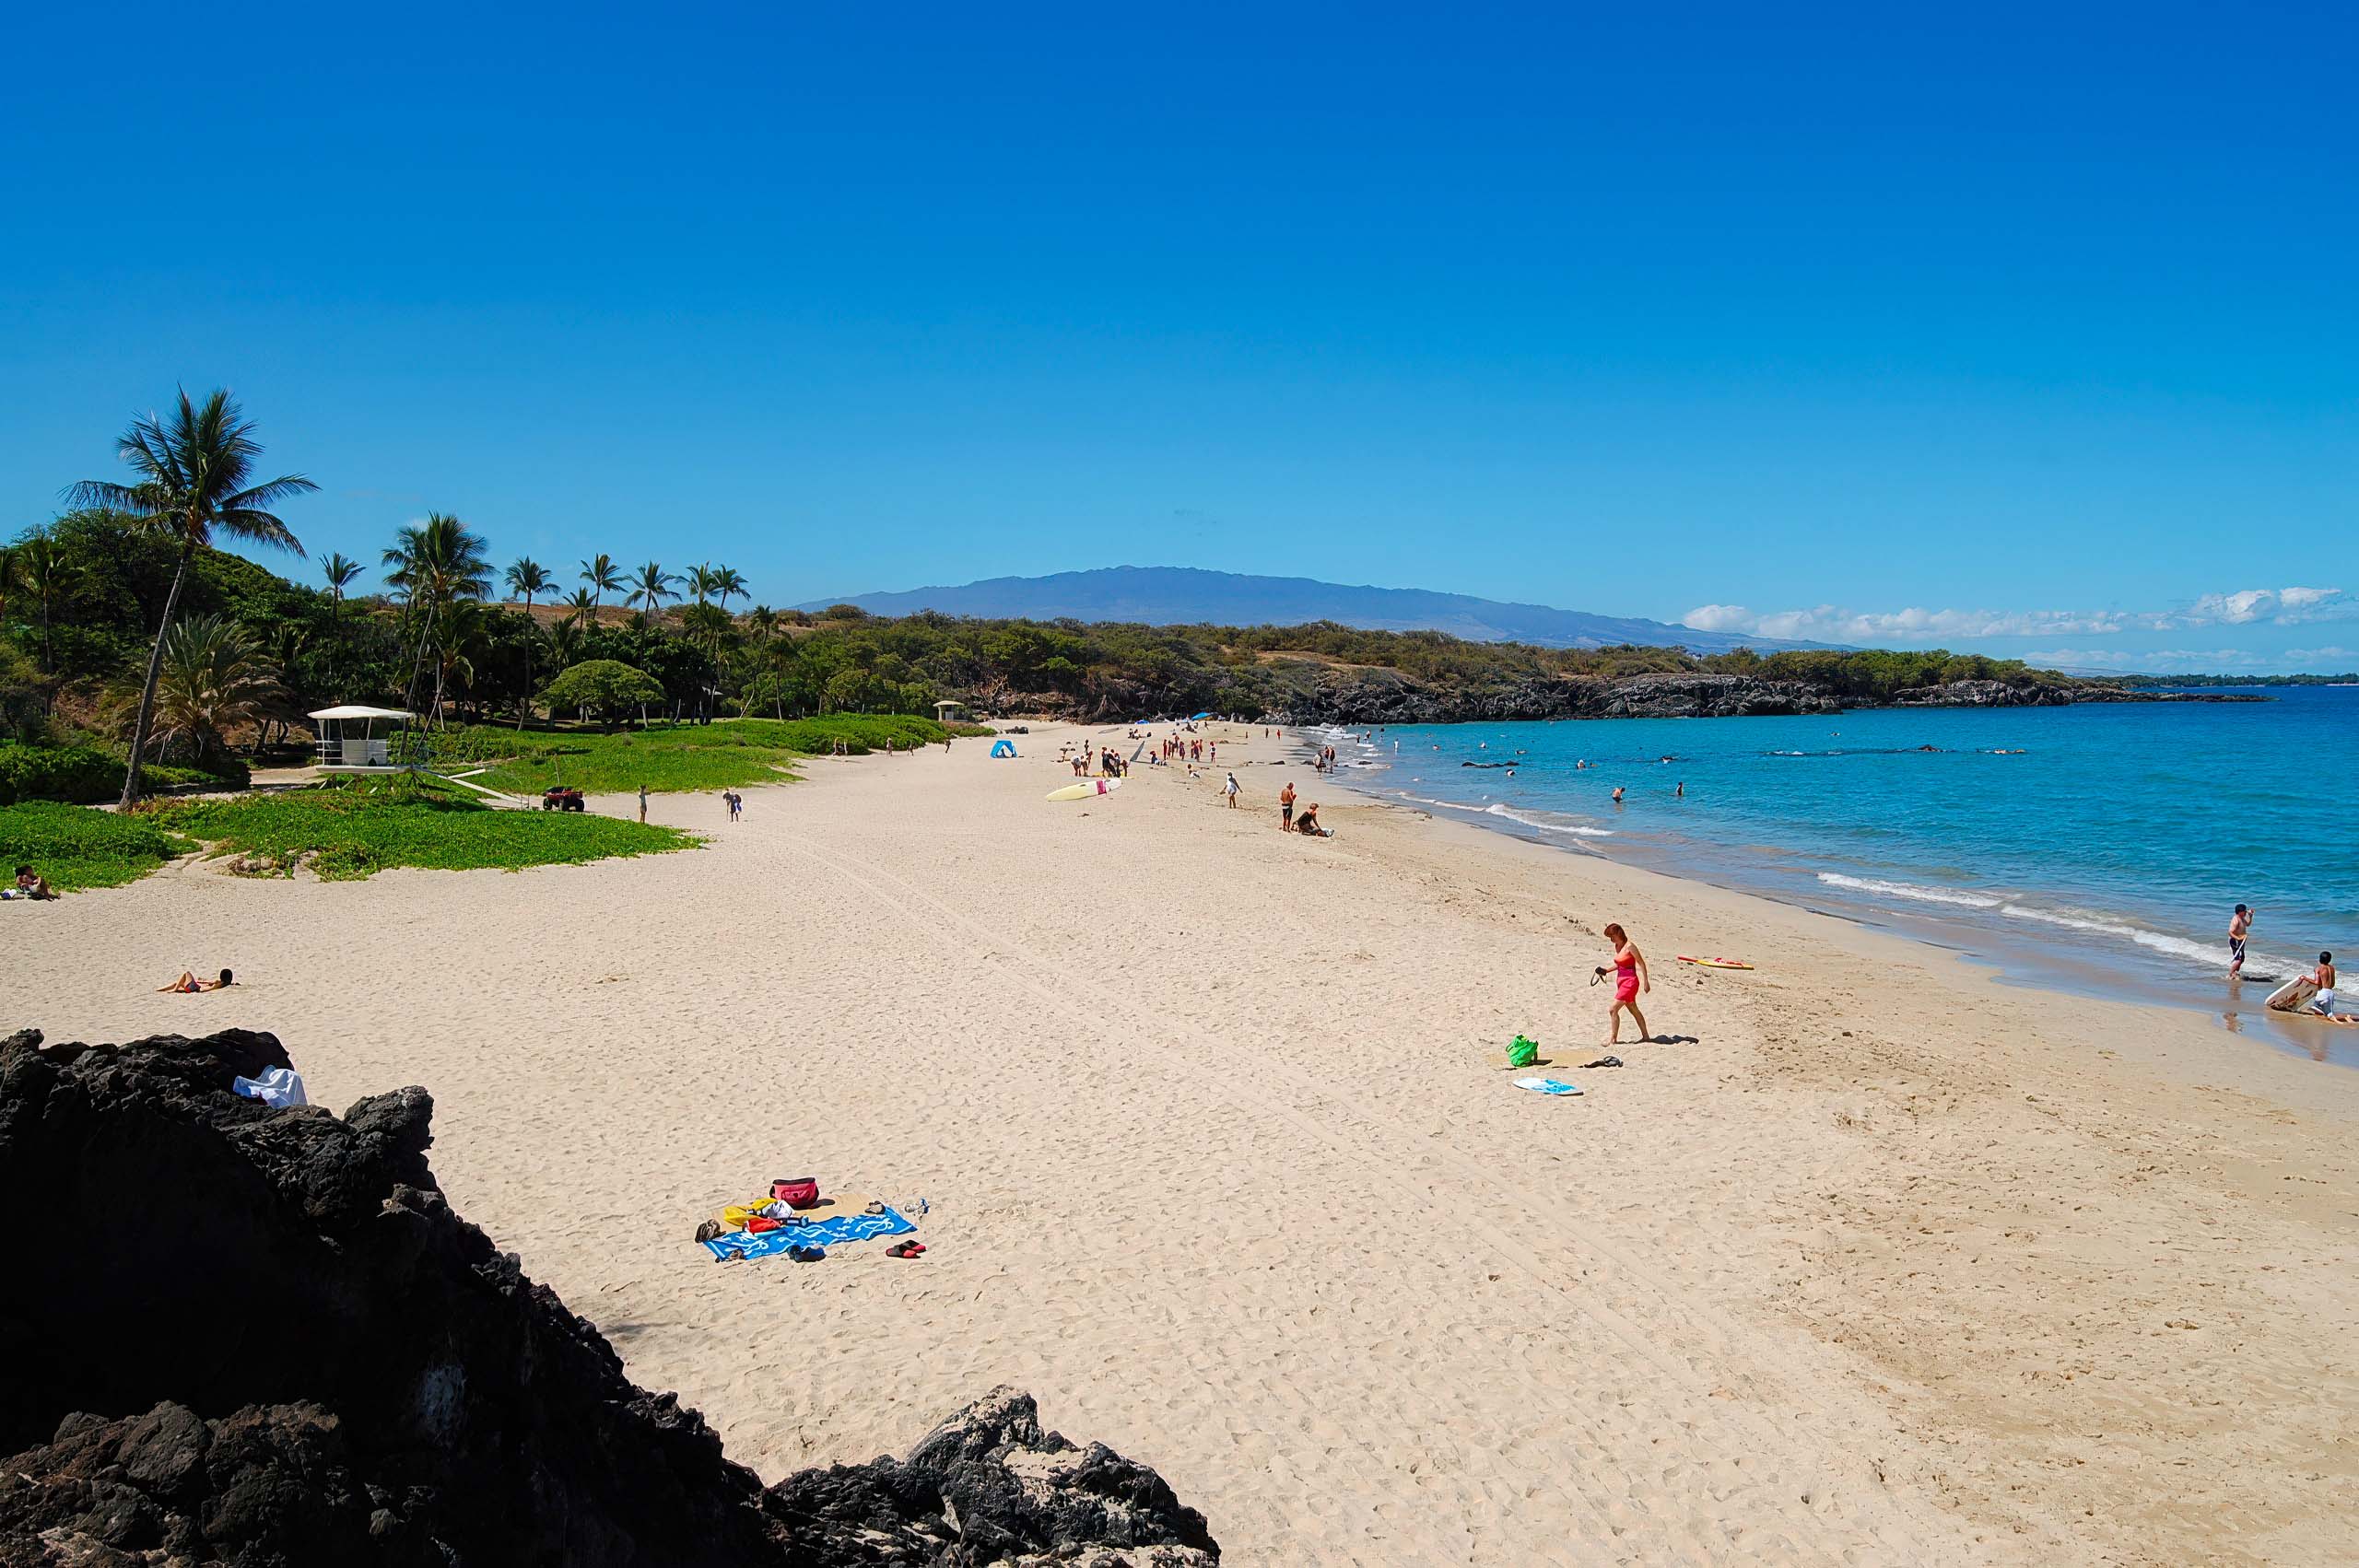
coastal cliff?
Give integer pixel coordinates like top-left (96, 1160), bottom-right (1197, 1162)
top-left (1252, 671), bottom-right (2259, 725)
top-left (0, 1028), bottom-right (1219, 1567)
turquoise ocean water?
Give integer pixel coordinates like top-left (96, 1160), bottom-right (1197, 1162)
top-left (1309, 686), bottom-right (2359, 1062)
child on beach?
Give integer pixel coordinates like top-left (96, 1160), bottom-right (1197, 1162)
top-left (2228, 905), bottom-right (2254, 978)
top-left (2307, 953), bottom-right (2353, 1022)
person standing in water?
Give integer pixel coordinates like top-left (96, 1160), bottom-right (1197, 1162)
top-left (1596, 922), bottom-right (1650, 1045)
top-left (2228, 904), bottom-right (2255, 979)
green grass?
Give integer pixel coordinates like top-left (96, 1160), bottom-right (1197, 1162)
top-left (428, 714), bottom-right (969, 797)
top-left (0, 802), bottom-right (195, 891)
top-left (149, 780), bottom-right (698, 881)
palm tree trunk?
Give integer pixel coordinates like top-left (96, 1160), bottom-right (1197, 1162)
top-left (120, 537), bottom-right (194, 808)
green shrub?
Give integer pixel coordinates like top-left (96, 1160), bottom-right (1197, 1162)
top-left (0, 802), bottom-right (193, 890)
top-left (152, 781), bottom-right (697, 880)
top-left (0, 743), bottom-right (121, 805)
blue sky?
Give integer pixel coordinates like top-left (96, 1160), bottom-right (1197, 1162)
top-left (3, 2), bottom-right (2352, 672)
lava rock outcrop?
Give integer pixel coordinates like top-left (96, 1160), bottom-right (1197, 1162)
top-left (0, 1028), bottom-right (1217, 1567)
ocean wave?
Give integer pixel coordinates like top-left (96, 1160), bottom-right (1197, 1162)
top-left (1816, 872), bottom-right (2003, 909)
top-left (1994, 904), bottom-right (2229, 968)
top-left (1390, 792), bottom-right (1614, 835)
top-left (1483, 802), bottom-right (1614, 837)
top-left (1819, 873), bottom-right (2248, 971)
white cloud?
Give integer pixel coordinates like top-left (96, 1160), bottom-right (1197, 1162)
top-left (2019, 645), bottom-right (2358, 674)
top-left (1685, 584), bottom-right (2351, 644)
top-left (2168, 585), bottom-right (2348, 627)
top-left (1683, 604), bottom-right (2132, 641)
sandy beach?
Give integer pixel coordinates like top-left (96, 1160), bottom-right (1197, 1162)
top-left (8, 724), bottom-right (2355, 1566)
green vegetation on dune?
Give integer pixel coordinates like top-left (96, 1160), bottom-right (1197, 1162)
top-left (148, 781), bottom-right (696, 881)
top-left (427, 714), bottom-right (967, 797)
top-left (0, 802), bottom-right (194, 891)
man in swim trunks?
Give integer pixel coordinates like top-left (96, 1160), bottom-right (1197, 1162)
top-left (2228, 904), bottom-right (2254, 979)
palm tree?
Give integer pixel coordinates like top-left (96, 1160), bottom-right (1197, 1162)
top-left (321, 552), bottom-right (363, 620)
top-left (15, 531), bottom-right (76, 679)
top-left (382, 512), bottom-right (492, 721)
top-left (580, 553), bottom-right (624, 614)
top-left (504, 556), bottom-right (551, 612)
top-left (65, 388), bottom-right (314, 806)
top-left (503, 557), bottom-right (554, 729)
top-left (428, 598), bottom-right (486, 725)
top-left (139, 614), bottom-right (285, 771)
top-left (713, 566), bottom-right (750, 615)
top-left (628, 561), bottom-right (677, 624)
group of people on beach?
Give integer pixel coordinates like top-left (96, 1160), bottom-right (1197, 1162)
top-left (1274, 780), bottom-right (1326, 837)
top-left (2231, 904), bottom-right (2352, 1023)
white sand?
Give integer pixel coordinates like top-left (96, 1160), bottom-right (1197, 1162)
top-left (9, 723), bottom-right (2356, 1565)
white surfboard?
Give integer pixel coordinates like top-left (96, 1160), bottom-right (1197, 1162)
top-left (2264, 975), bottom-right (2318, 1012)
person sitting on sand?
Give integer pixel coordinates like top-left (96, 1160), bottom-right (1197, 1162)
top-left (159, 968), bottom-right (236, 993)
top-left (1595, 923), bottom-right (1649, 1045)
top-left (11, 865), bottom-right (56, 900)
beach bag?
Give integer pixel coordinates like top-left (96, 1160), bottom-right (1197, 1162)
top-left (1506, 1035), bottom-right (1540, 1069)
top-left (772, 1177), bottom-right (820, 1211)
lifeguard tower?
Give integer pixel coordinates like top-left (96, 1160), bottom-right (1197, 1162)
top-left (308, 706), bottom-right (523, 804)
top-left (310, 706), bottom-right (415, 772)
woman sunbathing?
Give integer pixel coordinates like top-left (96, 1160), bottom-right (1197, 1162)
top-left (160, 968), bottom-right (236, 993)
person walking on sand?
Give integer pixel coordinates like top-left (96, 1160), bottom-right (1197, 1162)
top-left (1279, 779), bottom-right (1297, 830)
top-left (1595, 922), bottom-right (1649, 1045)
top-left (2228, 904), bottom-right (2255, 979)
top-left (638, 783), bottom-right (650, 824)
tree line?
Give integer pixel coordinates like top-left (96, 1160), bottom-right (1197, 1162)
top-left (3, 387), bottom-right (2077, 803)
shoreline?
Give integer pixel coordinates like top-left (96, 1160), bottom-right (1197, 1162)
top-left (7, 722), bottom-right (2354, 1563)
top-left (1283, 720), bottom-right (2357, 1068)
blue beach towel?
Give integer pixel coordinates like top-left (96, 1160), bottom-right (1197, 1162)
top-left (1512, 1077), bottom-right (1582, 1096)
top-left (701, 1205), bottom-right (916, 1262)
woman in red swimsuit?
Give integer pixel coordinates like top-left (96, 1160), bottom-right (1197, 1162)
top-left (1599, 923), bottom-right (1649, 1046)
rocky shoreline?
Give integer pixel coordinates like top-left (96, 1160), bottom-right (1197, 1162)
top-left (1258, 671), bottom-right (2266, 725)
top-left (0, 1028), bottom-right (1219, 1567)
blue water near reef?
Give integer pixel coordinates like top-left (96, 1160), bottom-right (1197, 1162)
top-left (1311, 687), bottom-right (2359, 1059)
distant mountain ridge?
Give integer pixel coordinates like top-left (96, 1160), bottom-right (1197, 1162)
top-left (795, 566), bottom-right (1837, 653)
